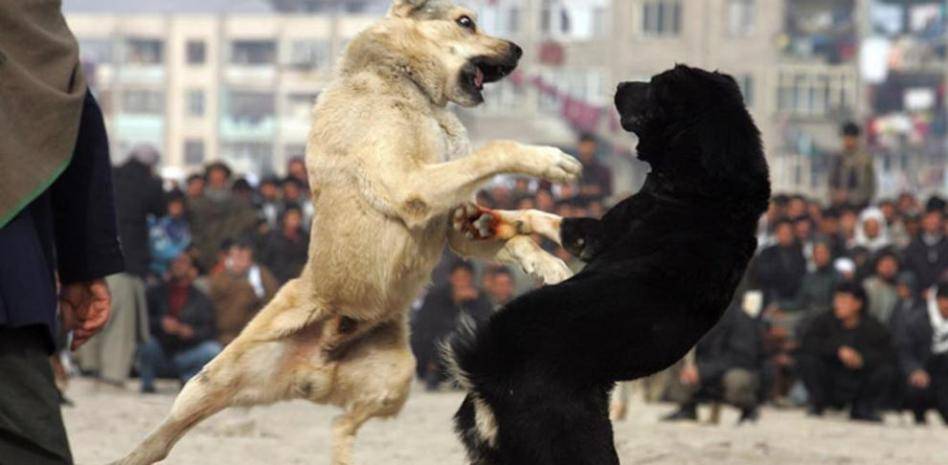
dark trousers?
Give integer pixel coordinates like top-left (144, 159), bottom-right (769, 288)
top-left (905, 355), bottom-right (948, 424)
top-left (0, 326), bottom-right (72, 465)
top-left (799, 353), bottom-right (895, 414)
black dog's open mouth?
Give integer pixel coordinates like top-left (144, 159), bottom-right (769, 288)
top-left (465, 56), bottom-right (518, 93)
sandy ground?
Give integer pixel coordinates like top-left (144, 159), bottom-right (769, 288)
top-left (64, 378), bottom-right (945, 465)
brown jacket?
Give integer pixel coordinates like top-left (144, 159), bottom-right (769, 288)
top-left (0, 0), bottom-right (87, 226)
top-left (209, 266), bottom-right (279, 345)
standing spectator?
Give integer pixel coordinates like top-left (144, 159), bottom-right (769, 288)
top-left (863, 250), bottom-right (902, 326)
top-left (799, 282), bottom-right (895, 422)
top-left (0, 3), bottom-right (124, 459)
top-left (189, 162), bottom-right (258, 270)
top-left (896, 281), bottom-right (948, 425)
top-left (410, 261), bottom-right (492, 390)
top-left (148, 190), bottom-right (191, 278)
top-left (903, 205), bottom-right (947, 293)
top-left (663, 304), bottom-right (764, 424)
top-left (139, 253), bottom-right (221, 394)
top-left (259, 206), bottom-right (310, 285)
top-left (77, 146), bottom-right (163, 386)
top-left (575, 133), bottom-right (613, 199)
top-left (754, 219), bottom-right (808, 307)
top-left (209, 239), bottom-right (279, 346)
top-left (185, 173), bottom-right (205, 201)
top-left (829, 122), bottom-right (876, 209)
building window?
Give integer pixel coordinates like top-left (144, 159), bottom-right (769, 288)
top-left (727, 0), bottom-right (755, 37)
top-left (642, 0), bottom-right (681, 37)
top-left (777, 71), bottom-right (853, 117)
top-left (124, 38), bottom-right (164, 65)
top-left (737, 74), bottom-right (754, 106)
top-left (231, 40), bottom-right (277, 65)
top-left (187, 89), bottom-right (205, 117)
top-left (122, 90), bottom-right (164, 114)
top-left (186, 40), bottom-right (206, 65)
top-left (184, 140), bottom-right (205, 165)
top-left (286, 40), bottom-right (332, 70)
top-left (226, 91), bottom-right (275, 124)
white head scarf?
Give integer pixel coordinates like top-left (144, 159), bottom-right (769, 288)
top-left (854, 207), bottom-right (892, 253)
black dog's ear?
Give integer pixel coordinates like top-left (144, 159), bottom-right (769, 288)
top-left (389, 0), bottom-right (429, 17)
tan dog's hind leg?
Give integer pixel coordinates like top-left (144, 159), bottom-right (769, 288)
top-left (327, 321), bottom-right (415, 465)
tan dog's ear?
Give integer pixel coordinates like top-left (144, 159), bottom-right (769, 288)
top-left (389, 0), bottom-right (428, 18)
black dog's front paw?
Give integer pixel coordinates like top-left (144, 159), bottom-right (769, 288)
top-left (561, 218), bottom-right (603, 261)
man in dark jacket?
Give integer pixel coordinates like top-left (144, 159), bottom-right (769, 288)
top-left (903, 206), bottom-right (947, 293)
top-left (138, 252), bottom-right (221, 393)
top-left (663, 303), bottom-right (764, 423)
top-left (755, 219), bottom-right (808, 307)
top-left (895, 281), bottom-right (948, 425)
top-left (0, 3), bottom-right (124, 462)
top-left (410, 261), bottom-right (492, 390)
top-left (799, 282), bottom-right (895, 422)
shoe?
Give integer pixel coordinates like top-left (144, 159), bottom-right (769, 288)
top-left (913, 410), bottom-right (928, 425)
top-left (850, 409), bottom-right (883, 423)
top-left (807, 405), bottom-right (824, 417)
top-left (141, 385), bottom-right (157, 394)
top-left (661, 406), bottom-right (698, 422)
top-left (738, 407), bottom-right (759, 425)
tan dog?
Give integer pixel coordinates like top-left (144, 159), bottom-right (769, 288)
top-left (108, 1), bottom-right (580, 464)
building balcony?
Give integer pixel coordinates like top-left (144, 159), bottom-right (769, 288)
top-left (219, 116), bottom-right (277, 141)
top-left (225, 66), bottom-right (278, 85)
top-left (116, 64), bottom-right (166, 85)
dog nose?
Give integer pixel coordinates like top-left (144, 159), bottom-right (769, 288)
top-left (508, 42), bottom-right (523, 60)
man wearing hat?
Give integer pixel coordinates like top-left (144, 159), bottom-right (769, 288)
top-left (829, 122), bottom-right (876, 209)
top-left (0, 1), bottom-right (124, 463)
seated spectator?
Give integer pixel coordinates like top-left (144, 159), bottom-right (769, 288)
top-left (210, 239), bottom-right (279, 346)
top-left (148, 189), bottom-right (191, 278)
top-left (483, 265), bottom-right (516, 309)
top-left (903, 205), bottom-right (947, 293)
top-left (895, 281), bottom-right (948, 425)
top-left (286, 156), bottom-right (310, 190)
top-left (258, 177), bottom-right (282, 228)
top-left (189, 162), bottom-right (258, 270)
top-left (793, 215), bottom-right (816, 270)
top-left (854, 207), bottom-right (891, 253)
top-left (185, 173), bottom-right (205, 201)
top-left (799, 282), bottom-right (895, 422)
top-left (575, 133), bottom-right (612, 199)
top-left (410, 261), bottom-right (492, 391)
top-left (863, 250), bottom-right (901, 326)
top-left (138, 253), bottom-right (221, 393)
top-left (259, 205), bottom-right (310, 285)
top-left (879, 199), bottom-right (911, 249)
top-left (282, 177), bottom-right (314, 227)
top-left (782, 241), bottom-right (840, 325)
top-left (663, 304), bottom-right (764, 424)
top-left (816, 207), bottom-right (847, 259)
top-left (755, 219), bottom-right (808, 307)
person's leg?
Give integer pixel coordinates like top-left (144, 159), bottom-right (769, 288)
top-left (170, 341), bottom-right (222, 383)
top-left (852, 364), bottom-right (894, 422)
top-left (0, 326), bottom-right (73, 465)
top-left (930, 356), bottom-right (948, 425)
top-left (97, 274), bottom-right (140, 384)
top-left (661, 367), bottom-right (699, 421)
top-left (137, 339), bottom-right (173, 393)
top-left (798, 354), bottom-right (832, 414)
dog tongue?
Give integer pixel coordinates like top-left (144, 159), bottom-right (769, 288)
top-left (475, 67), bottom-right (485, 89)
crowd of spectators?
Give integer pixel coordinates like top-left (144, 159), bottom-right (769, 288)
top-left (74, 131), bottom-right (947, 429)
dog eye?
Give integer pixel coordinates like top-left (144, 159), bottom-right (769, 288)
top-left (456, 16), bottom-right (476, 31)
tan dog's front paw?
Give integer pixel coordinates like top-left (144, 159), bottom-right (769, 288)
top-left (527, 146), bottom-right (582, 184)
top-left (452, 203), bottom-right (521, 241)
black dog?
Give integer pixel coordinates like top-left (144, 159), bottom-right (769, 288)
top-left (446, 65), bottom-right (771, 465)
